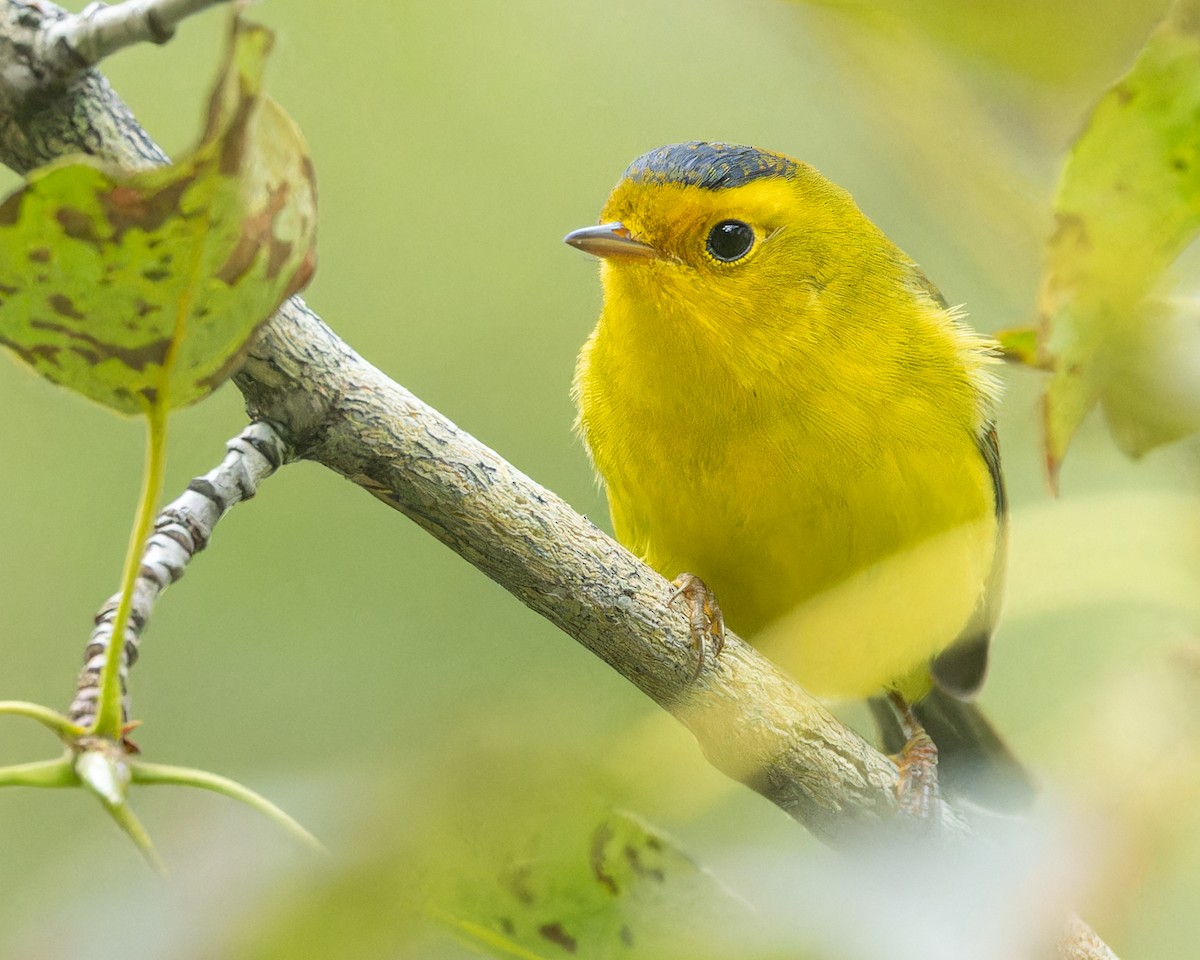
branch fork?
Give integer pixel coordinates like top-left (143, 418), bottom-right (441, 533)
top-left (0, 421), bottom-right (314, 869)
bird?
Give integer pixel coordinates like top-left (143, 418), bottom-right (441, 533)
top-left (565, 141), bottom-right (1029, 808)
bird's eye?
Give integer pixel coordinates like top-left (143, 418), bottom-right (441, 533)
top-left (705, 220), bottom-right (755, 263)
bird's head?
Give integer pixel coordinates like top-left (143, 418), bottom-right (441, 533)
top-left (565, 142), bottom-right (905, 377)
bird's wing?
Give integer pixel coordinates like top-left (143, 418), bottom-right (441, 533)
top-left (930, 422), bottom-right (1007, 699)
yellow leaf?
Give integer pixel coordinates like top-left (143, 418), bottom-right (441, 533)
top-left (1037, 1), bottom-right (1200, 478)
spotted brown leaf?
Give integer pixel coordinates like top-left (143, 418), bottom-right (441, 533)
top-left (0, 14), bottom-right (316, 415)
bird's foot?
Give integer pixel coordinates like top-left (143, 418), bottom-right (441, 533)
top-left (887, 690), bottom-right (942, 821)
top-left (668, 573), bottom-right (725, 679)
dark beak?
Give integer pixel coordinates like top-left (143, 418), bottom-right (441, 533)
top-left (564, 222), bottom-right (659, 261)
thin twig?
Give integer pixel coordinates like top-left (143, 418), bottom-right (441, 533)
top-left (40, 0), bottom-right (232, 75)
top-left (68, 422), bottom-right (287, 729)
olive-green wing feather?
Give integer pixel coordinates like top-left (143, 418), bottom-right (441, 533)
top-left (930, 422), bottom-right (1007, 698)
top-left (878, 422), bottom-right (1034, 811)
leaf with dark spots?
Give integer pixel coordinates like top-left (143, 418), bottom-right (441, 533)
top-left (282, 247), bottom-right (316, 302)
top-left (589, 820), bottom-right (619, 895)
top-left (215, 181), bottom-right (290, 285)
top-left (219, 82), bottom-right (257, 176)
top-left (623, 843), bottom-right (664, 883)
top-left (48, 293), bottom-right (85, 320)
top-left (214, 228), bottom-right (261, 285)
top-left (0, 191), bottom-right (21, 226)
top-left (448, 810), bottom-right (750, 959)
top-left (0, 13), bottom-right (316, 416)
top-left (28, 319), bottom-right (170, 371)
top-left (501, 862), bottom-right (536, 906)
top-left (55, 207), bottom-right (105, 244)
top-left (100, 177), bottom-right (192, 242)
top-left (0, 335), bottom-right (60, 368)
top-left (265, 236), bottom-right (293, 281)
top-left (537, 923), bottom-right (577, 954)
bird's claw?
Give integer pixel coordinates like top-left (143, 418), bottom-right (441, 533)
top-left (668, 573), bottom-right (726, 679)
top-left (886, 690), bottom-right (942, 822)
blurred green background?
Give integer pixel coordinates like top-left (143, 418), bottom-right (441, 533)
top-left (1, 1), bottom-right (1197, 957)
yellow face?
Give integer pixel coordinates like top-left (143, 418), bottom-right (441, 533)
top-left (601, 177), bottom-right (797, 270)
top-left (586, 168), bottom-right (900, 384)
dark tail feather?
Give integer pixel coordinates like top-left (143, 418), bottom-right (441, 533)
top-left (870, 688), bottom-right (1036, 813)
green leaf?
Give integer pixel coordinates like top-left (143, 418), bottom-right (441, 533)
top-left (0, 13), bottom-right (316, 416)
top-left (0, 12), bottom-right (320, 872)
top-left (1094, 296), bottom-right (1200, 457)
top-left (447, 810), bottom-right (753, 960)
top-left (993, 325), bottom-right (1042, 367)
top-left (1036, 0), bottom-right (1200, 478)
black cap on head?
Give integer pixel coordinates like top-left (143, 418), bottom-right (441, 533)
top-left (623, 141), bottom-right (797, 190)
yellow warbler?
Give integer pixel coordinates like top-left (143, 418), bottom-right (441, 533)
top-left (567, 141), bottom-right (1026, 803)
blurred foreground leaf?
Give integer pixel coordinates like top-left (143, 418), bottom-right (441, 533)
top-left (790, 0), bottom-right (1167, 87)
top-left (447, 810), bottom-right (755, 960)
top-left (995, 325), bottom-right (1042, 366)
top-left (1028, 0), bottom-right (1200, 480)
top-left (0, 13), bottom-right (316, 416)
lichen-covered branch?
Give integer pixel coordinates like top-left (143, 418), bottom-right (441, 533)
top-left (0, 2), bottom-right (170, 175)
top-left (68, 422), bottom-right (287, 729)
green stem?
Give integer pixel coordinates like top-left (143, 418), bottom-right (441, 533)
top-left (100, 798), bottom-right (166, 875)
top-left (0, 755), bottom-right (77, 788)
top-left (131, 760), bottom-right (325, 852)
top-left (0, 701), bottom-right (85, 740)
top-left (91, 404), bottom-right (169, 740)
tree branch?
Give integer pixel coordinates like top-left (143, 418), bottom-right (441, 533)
top-left (40, 0), bottom-right (233, 76)
top-left (235, 296), bottom-right (935, 844)
top-left (0, 1), bottom-right (169, 175)
top-left (1058, 915), bottom-right (1119, 960)
top-left (0, 2), bottom-right (1119, 956)
top-left (68, 421), bottom-right (287, 729)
